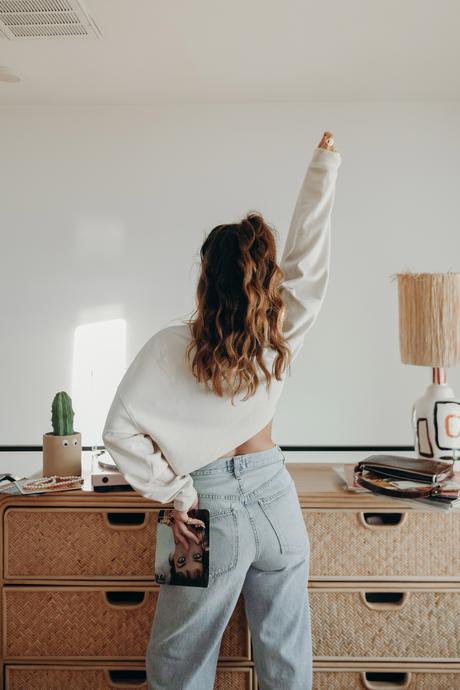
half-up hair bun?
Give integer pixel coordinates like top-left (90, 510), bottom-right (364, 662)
top-left (234, 214), bottom-right (257, 252)
top-left (242, 212), bottom-right (266, 240)
top-left (240, 212), bottom-right (276, 270)
top-left (244, 211), bottom-right (265, 230)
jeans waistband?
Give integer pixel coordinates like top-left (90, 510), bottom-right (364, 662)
top-left (190, 444), bottom-right (285, 477)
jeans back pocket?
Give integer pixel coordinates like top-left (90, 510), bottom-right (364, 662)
top-left (257, 475), bottom-right (309, 555)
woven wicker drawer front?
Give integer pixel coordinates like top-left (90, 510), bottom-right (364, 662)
top-left (312, 668), bottom-right (460, 689)
top-left (3, 587), bottom-right (249, 661)
top-left (304, 510), bottom-right (460, 579)
top-left (4, 508), bottom-right (159, 579)
top-left (5, 664), bottom-right (253, 689)
top-left (310, 587), bottom-right (460, 660)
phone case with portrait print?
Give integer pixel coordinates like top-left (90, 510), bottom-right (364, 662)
top-left (154, 508), bottom-right (210, 587)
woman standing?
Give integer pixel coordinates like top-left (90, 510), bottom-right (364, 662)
top-left (102, 131), bottom-right (342, 689)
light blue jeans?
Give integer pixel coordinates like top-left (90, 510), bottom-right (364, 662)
top-left (146, 444), bottom-right (312, 690)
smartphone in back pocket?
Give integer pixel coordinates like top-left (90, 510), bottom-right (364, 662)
top-left (154, 508), bottom-right (210, 587)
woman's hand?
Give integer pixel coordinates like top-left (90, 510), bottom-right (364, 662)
top-left (172, 496), bottom-right (206, 551)
top-left (318, 131), bottom-right (337, 152)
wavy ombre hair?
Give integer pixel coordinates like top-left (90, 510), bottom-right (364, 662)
top-left (184, 212), bottom-right (292, 403)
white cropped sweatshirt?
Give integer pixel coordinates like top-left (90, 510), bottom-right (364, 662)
top-left (102, 146), bottom-right (342, 512)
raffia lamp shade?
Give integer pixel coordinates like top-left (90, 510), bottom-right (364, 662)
top-left (396, 272), bottom-right (460, 462)
top-left (397, 272), bottom-right (460, 367)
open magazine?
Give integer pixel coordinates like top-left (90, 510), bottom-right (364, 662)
top-left (154, 508), bottom-right (210, 588)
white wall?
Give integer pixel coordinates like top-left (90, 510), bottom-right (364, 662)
top-left (1, 102), bottom-right (459, 455)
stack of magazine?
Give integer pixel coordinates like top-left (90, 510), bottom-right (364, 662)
top-left (334, 456), bottom-right (460, 512)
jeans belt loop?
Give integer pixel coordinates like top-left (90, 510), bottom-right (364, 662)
top-left (233, 457), bottom-right (242, 478)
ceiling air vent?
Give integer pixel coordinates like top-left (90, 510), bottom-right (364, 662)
top-left (0, 0), bottom-right (101, 39)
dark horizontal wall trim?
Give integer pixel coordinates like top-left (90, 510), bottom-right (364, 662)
top-left (0, 445), bottom-right (108, 452)
top-left (1, 444), bottom-right (415, 452)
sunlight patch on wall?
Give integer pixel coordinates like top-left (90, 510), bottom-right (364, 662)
top-left (71, 318), bottom-right (126, 447)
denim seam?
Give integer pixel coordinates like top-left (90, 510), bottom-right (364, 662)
top-left (257, 477), bottom-right (293, 505)
top-left (191, 467), bottom-right (232, 476)
top-left (247, 508), bottom-right (260, 560)
top-left (244, 454), bottom-right (285, 472)
top-left (240, 465), bottom-right (288, 504)
top-left (258, 499), bottom-right (307, 554)
top-left (196, 465), bottom-right (287, 504)
top-left (257, 483), bottom-right (308, 554)
top-left (191, 453), bottom-right (284, 477)
top-left (258, 500), bottom-right (283, 554)
top-left (196, 492), bottom-right (241, 500)
top-left (207, 507), bottom-right (234, 519)
top-left (209, 507), bottom-right (239, 579)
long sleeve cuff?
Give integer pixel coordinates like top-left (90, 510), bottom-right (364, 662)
top-left (173, 481), bottom-right (199, 512)
top-left (311, 146), bottom-right (342, 170)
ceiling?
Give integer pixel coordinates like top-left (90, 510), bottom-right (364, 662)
top-left (0, 0), bottom-right (459, 105)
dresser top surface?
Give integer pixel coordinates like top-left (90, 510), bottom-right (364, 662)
top-left (0, 461), bottom-right (454, 513)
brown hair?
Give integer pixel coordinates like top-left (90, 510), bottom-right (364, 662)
top-left (184, 212), bottom-right (292, 404)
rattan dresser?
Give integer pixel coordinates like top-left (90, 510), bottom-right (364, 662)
top-left (1, 462), bottom-right (460, 689)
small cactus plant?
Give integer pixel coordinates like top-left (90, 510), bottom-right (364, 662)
top-left (51, 391), bottom-right (75, 436)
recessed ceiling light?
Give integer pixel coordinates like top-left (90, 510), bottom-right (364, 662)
top-left (0, 65), bottom-right (20, 82)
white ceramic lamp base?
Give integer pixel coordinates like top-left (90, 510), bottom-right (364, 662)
top-left (413, 371), bottom-right (460, 462)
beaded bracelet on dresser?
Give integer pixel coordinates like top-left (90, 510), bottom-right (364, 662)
top-left (23, 475), bottom-right (83, 491)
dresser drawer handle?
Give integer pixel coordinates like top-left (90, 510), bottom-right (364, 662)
top-left (104, 512), bottom-right (148, 529)
top-left (361, 671), bottom-right (412, 689)
top-left (103, 591), bottom-right (147, 609)
top-left (104, 669), bottom-right (147, 687)
top-left (359, 512), bottom-right (408, 529)
top-left (360, 591), bottom-right (410, 610)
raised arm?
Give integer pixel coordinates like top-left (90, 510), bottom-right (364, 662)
top-left (102, 390), bottom-right (198, 512)
top-left (279, 131), bottom-right (342, 362)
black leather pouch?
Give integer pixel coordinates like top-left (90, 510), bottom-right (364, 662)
top-left (353, 454), bottom-right (454, 499)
